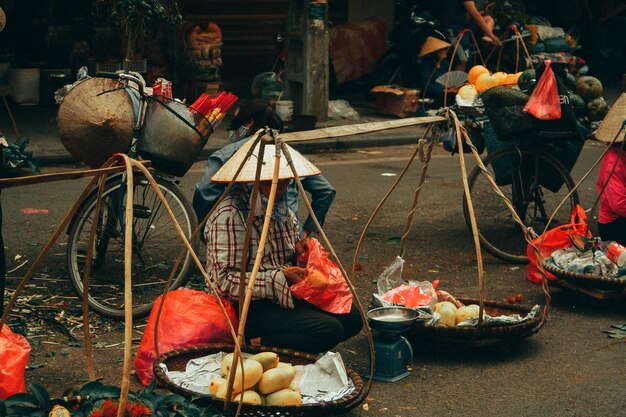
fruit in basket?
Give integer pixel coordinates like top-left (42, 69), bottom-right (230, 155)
top-left (587, 97), bottom-right (609, 121)
top-left (576, 76), bottom-right (603, 101)
top-left (565, 72), bottom-right (577, 91)
top-left (505, 72), bottom-right (522, 87)
top-left (455, 304), bottom-right (480, 324)
top-left (266, 389), bottom-right (302, 406)
top-left (493, 71), bottom-right (508, 86)
top-left (457, 84), bottom-right (478, 101)
top-left (221, 352), bottom-right (236, 375)
top-left (233, 390), bottom-right (263, 405)
top-left (209, 377), bottom-right (227, 395)
top-left (517, 69), bottom-right (536, 92)
top-left (468, 65), bottom-right (490, 85)
top-left (258, 366), bottom-right (297, 394)
top-left (569, 93), bottom-right (586, 117)
top-left (249, 351), bottom-right (280, 371)
top-left (434, 302), bottom-right (456, 326)
top-left (230, 359), bottom-right (264, 393)
top-left (475, 73), bottom-right (497, 92)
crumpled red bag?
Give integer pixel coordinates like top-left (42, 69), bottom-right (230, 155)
top-left (523, 60), bottom-right (561, 120)
top-left (133, 289), bottom-right (237, 386)
top-left (382, 280), bottom-right (439, 309)
top-left (290, 237), bottom-right (353, 314)
top-left (527, 205), bottom-right (591, 283)
top-left (0, 324), bottom-right (31, 399)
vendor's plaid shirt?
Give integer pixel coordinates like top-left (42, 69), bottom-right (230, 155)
top-left (205, 188), bottom-right (299, 309)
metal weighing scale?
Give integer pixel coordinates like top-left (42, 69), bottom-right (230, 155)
top-left (366, 306), bottom-right (418, 382)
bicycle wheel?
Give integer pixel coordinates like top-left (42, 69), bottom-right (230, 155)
top-left (66, 173), bottom-right (198, 319)
top-left (463, 148), bottom-right (580, 264)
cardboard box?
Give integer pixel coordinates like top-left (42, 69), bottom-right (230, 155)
top-left (370, 86), bottom-right (420, 118)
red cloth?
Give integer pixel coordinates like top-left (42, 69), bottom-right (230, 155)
top-left (329, 17), bottom-right (387, 84)
top-left (597, 146), bottom-right (626, 224)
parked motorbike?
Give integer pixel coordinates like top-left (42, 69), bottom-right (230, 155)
top-left (371, 1), bottom-right (444, 88)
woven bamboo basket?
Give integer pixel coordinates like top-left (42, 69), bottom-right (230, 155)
top-left (410, 298), bottom-right (544, 348)
top-left (153, 343), bottom-right (367, 417)
top-left (542, 263), bottom-right (626, 292)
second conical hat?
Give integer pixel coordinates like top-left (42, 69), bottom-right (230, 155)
top-left (211, 137), bottom-right (321, 183)
top-left (419, 36), bottom-right (451, 58)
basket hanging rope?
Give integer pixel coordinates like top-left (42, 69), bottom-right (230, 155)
top-left (351, 111), bottom-right (551, 346)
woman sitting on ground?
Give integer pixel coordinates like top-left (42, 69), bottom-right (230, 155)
top-left (204, 139), bottom-right (362, 354)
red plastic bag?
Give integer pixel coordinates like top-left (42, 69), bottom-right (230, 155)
top-left (133, 289), bottom-right (238, 386)
top-left (527, 205), bottom-right (591, 283)
top-left (290, 237), bottom-right (353, 314)
top-left (0, 324), bottom-right (31, 399)
top-left (523, 60), bottom-right (561, 120)
top-left (382, 280), bottom-right (439, 309)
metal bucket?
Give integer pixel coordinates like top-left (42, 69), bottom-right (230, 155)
top-left (137, 99), bottom-right (213, 177)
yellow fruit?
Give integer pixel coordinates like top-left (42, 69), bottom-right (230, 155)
top-left (493, 72), bottom-right (508, 86)
top-left (434, 301), bottom-right (458, 312)
top-left (221, 352), bottom-right (235, 375)
top-left (475, 73), bottom-right (497, 92)
top-left (265, 389), bottom-right (302, 406)
top-left (248, 351), bottom-right (280, 372)
top-left (457, 84), bottom-right (478, 101)
top-left (231, 359), bottom-right (264, 393)
top-left (436, 304), bottom-right (456, 327)
top-left (209, 377), bottom-right (227, 395)
top-left (258, 366), bottom-right (297, 395)
top-left (455, 304), bottom-right (481, 324)
top-left (467, 65), bottom-right (490, 85)
top-left (233, 390), bottom-right (263, 405)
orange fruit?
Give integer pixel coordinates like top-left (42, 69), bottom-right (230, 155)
top-left (493, 71), bottom-right (508, 86)
top-left (467, 65), bottom-right (490, 85)
top-left (475, 73), bottom-right (497, 92)
top-left (457, 84), bottom-right (478, 100)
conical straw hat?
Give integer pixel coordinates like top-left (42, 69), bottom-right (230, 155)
top-left (419, 36), bottom-right (451, 58)
top-left (211, 139), bottom-right (321, 182)
top-left (594, 93), bottom-right (626, 143)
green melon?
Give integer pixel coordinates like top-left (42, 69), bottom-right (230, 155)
top-left (564, 72), bottom-right (577, 91)
top-left (569, 94), bottom-right (586, 117)
top-left (517, 69), bottom-right (536, 92)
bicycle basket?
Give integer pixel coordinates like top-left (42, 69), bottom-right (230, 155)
top-left (137, 98), bottom-right (213, 177)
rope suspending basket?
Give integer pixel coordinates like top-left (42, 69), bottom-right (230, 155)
top-left (537, 93), bottom-right (626, 301)
top-left (351, 110), bottom-right (550, 350)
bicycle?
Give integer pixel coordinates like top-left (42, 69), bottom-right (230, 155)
top-left (64, 72), bottom-right (204, 319)
top-left (462, 120), bottom-right (582, 264)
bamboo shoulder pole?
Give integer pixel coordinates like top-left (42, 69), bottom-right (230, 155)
top-left (224, 142), bottom-right (281, 415)
top-left (116, 154), bottom-right (136, 417)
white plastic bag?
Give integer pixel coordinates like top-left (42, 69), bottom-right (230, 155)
top-left (328, 100), bottom-right (360, 120)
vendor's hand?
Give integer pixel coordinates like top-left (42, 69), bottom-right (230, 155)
top-left (488, 33), bottom-right (502, 46)
top-left (295, 235), bottom-right (311, 255)
top-left (282, 266), bottom-right (307, 284)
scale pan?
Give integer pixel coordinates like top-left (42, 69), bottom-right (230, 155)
top-left (367, 306), bottom-right (418, 333)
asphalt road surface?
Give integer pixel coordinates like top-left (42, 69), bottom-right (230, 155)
top-left (2, 140), bottom-right (624, 416)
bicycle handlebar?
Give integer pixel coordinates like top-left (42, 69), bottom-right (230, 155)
top-left (95, 71), bottom-right (145, 97)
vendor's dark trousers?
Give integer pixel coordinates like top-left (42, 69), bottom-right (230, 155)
top-left (243, 299), bottom-right (363, 354)
top-left (598, 218), bottom-right (626, 246)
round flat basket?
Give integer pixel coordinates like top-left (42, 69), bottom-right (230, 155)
top-left (411, 298), bottom-right (544, 348)
top-left (542, 262), bottom-right (626, 292)
top-left (153, 343), bottom-right (366, 417)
